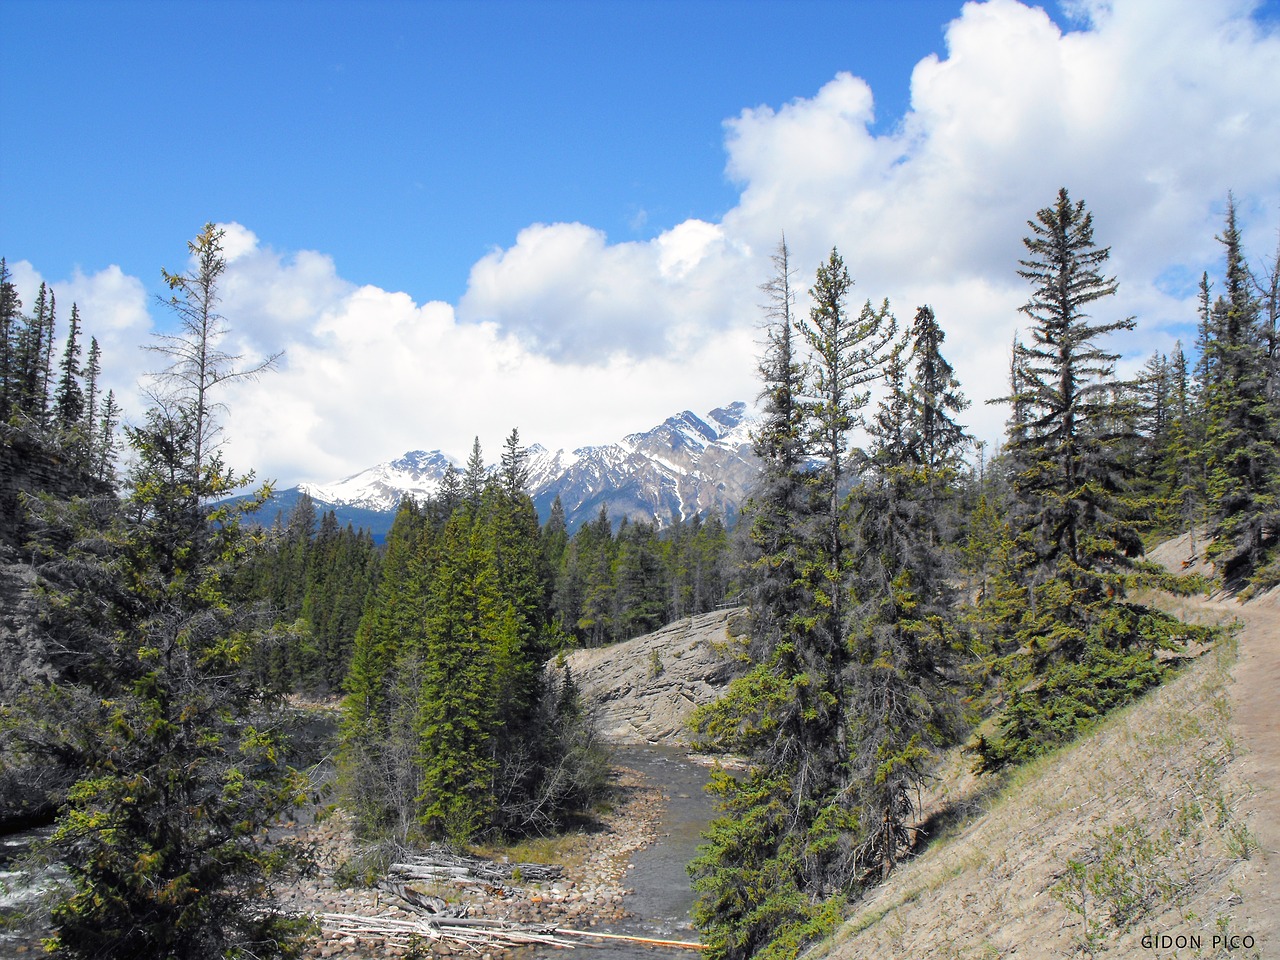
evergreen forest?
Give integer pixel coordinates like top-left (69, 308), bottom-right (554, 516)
top-left (0, 188), bottom-right (1277, 959)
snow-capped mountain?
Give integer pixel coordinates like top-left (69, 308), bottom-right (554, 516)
top-left (528, 402), bottom-right (758, 531)
top-left (286, 402), bottom-right (760, 534)
top-left (300, 449), bottom-right (456, 513)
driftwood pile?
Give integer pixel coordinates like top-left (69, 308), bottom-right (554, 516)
top-left (318, 911), bottom-right (582, 950)
top-left (318, 910), bottom-right (707, 952)
top-left (316, 847), bottom-right (706, 951)
top-left (387, 846), bottom-right (563, 895)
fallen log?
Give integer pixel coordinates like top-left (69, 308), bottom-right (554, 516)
top-left (317, 912), bottom-right (708, 951)
top-left (555, 927), bottom-right (709, 950)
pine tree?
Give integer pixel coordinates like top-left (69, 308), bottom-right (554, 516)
top-left (151, 223), bottom-right (281, 477)
top-left (54, 303), bottom-right (85, 433)
top-left (1200, 196), bottom-right (1280, 584)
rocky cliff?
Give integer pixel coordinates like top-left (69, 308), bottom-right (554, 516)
top-left (557, 608), bottom-right (749, 745)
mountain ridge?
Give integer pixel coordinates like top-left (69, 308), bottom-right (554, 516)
top-left (282, 401), bottom-right (760, 536)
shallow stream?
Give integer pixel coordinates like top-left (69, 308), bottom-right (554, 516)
top-left (0, 824), bottom-right (55, 959)
top-left (573, 744), bottom-right (715, 959)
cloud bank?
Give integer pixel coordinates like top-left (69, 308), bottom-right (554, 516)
top-left (12, 0), bottom-right (1280, 487)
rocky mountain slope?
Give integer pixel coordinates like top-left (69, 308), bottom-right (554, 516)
top-left (289, 402), bottom-right (759, 535)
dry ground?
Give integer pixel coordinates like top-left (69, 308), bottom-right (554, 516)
top-left (817, 539), bottom-right (1279, 960)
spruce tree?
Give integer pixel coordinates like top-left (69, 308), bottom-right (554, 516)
top-left (14, 283), bottom-right (53, 422)
top-left (0, 259), bottom-right (22, 421)
top-left (575, 505), bottom-right (616, 646)
top-left (1200, 196), bottom-right (1279, 584)
top-left (799, 248), bottom-right (893, 580)
top-left (53, 303), bottom-right (85, 431)
top-left (845, 306), bottom-right (969, 879)
top-left (1007, 188), bottom-right (1142, 591)
top-left (339, 500), bottom-right (430, 836)
top-left (464, 436), bottom-right (487, 508)
top-left (416, 508), bottom-right (500, 842)
top-left (5, 225), bottom-right (306, 956)
top-left (95, 389), bottom-right (121, 482)
top-left (151, 223), bottom-right (281, 477)
top-left (976, 189), bottom-right (1203, 770)
top-left (741, 237), bottom-right (810, 661)
top-left (500, 426), bottom-right (530, 496)
top-left (81, 336), bottom-right (102, 456)
top-left (691, 244), bottom-right (894, 960)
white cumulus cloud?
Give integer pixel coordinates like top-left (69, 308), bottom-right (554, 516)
top-left (15, 0), bottom-right (1280, 486)
top-left (192, 0), bottom-right (1280, 478)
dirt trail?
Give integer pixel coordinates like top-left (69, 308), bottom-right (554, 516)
top-left (1196, 586), bottom-right (1280, 951)
top-left (1149, 532), bottom-right (1280, 952)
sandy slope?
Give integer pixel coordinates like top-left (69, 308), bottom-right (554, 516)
top-left (819, 540), bottom-right (1279, 960)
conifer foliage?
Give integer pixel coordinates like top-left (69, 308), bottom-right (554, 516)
top-left (1006, 188), bottom-right (1142, 585)
top-left (689, 239), bottom-right (961, 960)
top-left (234, 493), bottom-right (380, 694)
top-left (1, 259), bottom-right (119, 481)
top-left (3, 228), bottom-right (306, 959)
top-left (339, 443), bottom-right (608, 844)
top-left (1198, 196), bottom-right (1280, 585)
top-left (973, 190), bottom-right (1210, 770)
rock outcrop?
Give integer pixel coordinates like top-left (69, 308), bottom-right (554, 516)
top-left (557, 608), bottom-right (749, 745)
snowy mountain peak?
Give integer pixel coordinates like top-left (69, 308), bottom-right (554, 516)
top-left (389, 449), bottom-right (456, 473)
top-left (290, 402), bottom-right (760, 533)
top-left (300, 447), bottom-right (456, 512)
top-left (706, 401), bottom-right (749, 435)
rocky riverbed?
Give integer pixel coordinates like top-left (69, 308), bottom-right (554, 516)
top-left (285, 765), bottom-right (669, 959)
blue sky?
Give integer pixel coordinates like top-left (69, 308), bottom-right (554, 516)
top-left (4, 0), bottom-right (1280, 487)
top-left (4, 0), bottom-right (975, 304)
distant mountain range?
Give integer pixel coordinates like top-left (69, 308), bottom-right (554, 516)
top-left (262, 402), bottom-right (761, 539)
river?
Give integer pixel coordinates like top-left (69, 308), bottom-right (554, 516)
top-left (0, 824), bottom-right (55, 959)
top-left (0, 743), bottom-right (717, 959)
top-left (579, 744), bottom-right (716, 958)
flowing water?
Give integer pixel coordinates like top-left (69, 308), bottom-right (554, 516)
top-left (568, 744), bottom-right (715, 959)
top-left (0, 825), bottom-right (55, 958)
